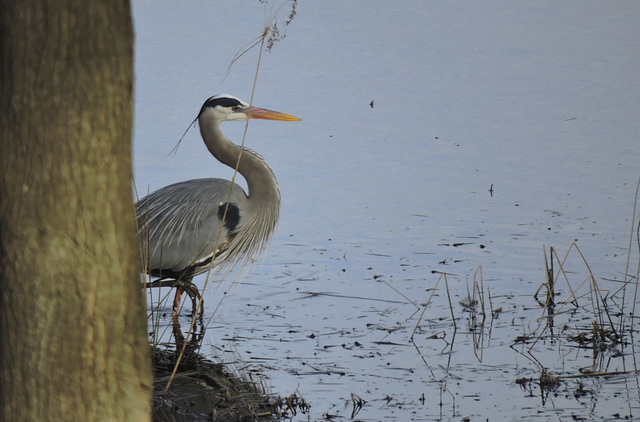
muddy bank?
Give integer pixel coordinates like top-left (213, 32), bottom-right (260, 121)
top-left (151, 321), bottom-right (308, 421)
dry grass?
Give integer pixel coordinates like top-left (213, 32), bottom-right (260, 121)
top-left (517, 178), bottom-right (640, 401)
top-left (407, 183), bottom-right (640, 418)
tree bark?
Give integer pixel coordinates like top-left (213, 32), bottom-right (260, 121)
top-left (0, 1), bottom-right (152, 420)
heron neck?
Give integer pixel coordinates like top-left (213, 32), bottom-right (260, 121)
top-left (200, 120), bottom-right (281, 207)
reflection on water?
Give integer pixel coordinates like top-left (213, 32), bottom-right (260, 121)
top-left (149, 238), bottom-right (639, 421)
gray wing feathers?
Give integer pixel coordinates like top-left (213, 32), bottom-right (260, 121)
top-left (136, 178), bottom-right (248, 273)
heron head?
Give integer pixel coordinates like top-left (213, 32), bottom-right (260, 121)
top-left (198, 94), bottom-right (249, 122)
top-left (198, 94), bottom-right (301, 123)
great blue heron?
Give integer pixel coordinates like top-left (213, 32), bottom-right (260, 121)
top-left (136, 94), bottom-right (300, 317)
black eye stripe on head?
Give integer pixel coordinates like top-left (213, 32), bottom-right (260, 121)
top-left (204, 96), bottom-right (243, 109)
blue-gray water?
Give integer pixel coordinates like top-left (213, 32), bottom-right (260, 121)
top-left (134, 1), bottom-right (640, 420)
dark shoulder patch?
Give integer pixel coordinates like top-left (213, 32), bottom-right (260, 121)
top-left (217, 202), bottom-right (241, 233)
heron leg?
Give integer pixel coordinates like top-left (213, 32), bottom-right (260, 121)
top-left (171, 287), bottom-right (183, 318)
top-left (171, 278), bottom-right (204, 318)
top-left (185, 283), bottom-right (204, 318)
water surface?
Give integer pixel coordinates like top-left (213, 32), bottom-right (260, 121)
top-left (134, 1), bottom-right (640, 420)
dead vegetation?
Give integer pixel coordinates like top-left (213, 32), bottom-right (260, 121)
top-left (408, 212), bottom-right (639, 418)
top-left (151, 319), bottom-right (310, 421)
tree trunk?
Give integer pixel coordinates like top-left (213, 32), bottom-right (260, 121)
top-left (0, 1), bottom-right (152, 420)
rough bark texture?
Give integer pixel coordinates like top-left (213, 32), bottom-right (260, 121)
top-left (0, 1), bottom-right (152, 420)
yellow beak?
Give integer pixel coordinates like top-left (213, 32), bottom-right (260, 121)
top-left (245, 106), bottom-right (301, 121)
